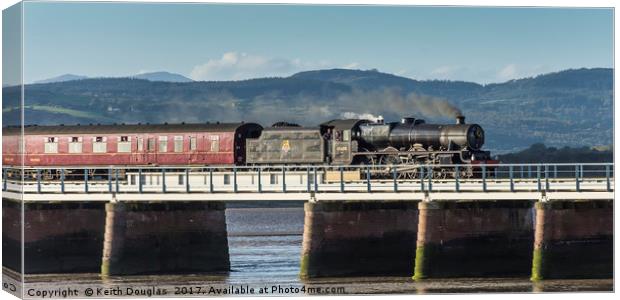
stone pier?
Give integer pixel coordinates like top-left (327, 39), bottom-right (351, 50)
top-left (3, 199), bottom-right (106, 273)
top-left (2, 199), bottom-right (23, 273)
top-left (412, 200), bottom-right (534, 279)
top-left (530, 200), bottom-right (613, 280)
top-left (2, 198), bottom-right (230, 276)
top-left (300, 200), bottom-right (419, 278)
top-left (100, 201), bottom-right (230, 276)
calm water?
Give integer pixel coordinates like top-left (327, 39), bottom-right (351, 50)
top-left (15, 207), bottom-right (613, 297)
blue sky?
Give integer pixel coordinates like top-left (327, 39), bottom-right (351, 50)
top-left (19, 2), bottom-right (613, 84)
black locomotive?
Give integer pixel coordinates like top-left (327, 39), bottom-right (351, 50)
top-left (246, 115), bottom-right (496, 178)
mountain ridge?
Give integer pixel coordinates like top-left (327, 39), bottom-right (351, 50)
top-left (32, 71), bottom-right (193, 84)
top-left (3, 67), bottom-right (612, 153)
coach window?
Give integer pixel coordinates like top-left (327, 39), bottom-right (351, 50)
top-left (93, 137), bottom-right (107, 153)
top-left (147, 138), bottom-right (156, 152)
top-left (69, 137), bottom-right (83, 153)
top-left (189, 136), bottom-right (197, 151)
top-left (174, 136), bottom-right (183, 152)
top-left (137, 137), bottom-right (144, 151)
top-left (210, 136), bottom-right (220, 152)
top-left (159, 136), bottom-right (168, 152)
top-left (270, 174), bottom-right (278, 185)
top-left (223, 174), bottom-right (230, 185)
top-left (118, 136), bottom-right (131, 153)
top-left (44, 137), bottom-right (59, 153)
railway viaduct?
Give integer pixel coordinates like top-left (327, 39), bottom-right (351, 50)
top-left (2, 163), bottom-right (613, 281)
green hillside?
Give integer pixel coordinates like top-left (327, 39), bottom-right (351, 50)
top-left (2, 68), bottom-right (612, 152)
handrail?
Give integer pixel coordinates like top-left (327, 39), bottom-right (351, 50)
top-left (1, 162), bottom-right (615, 171)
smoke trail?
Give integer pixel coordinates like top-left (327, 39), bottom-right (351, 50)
top-left (406, 93), bottom-right (462, 118)
top-left (335, 88), bottom-right (462, 120)
top-left (126, 87), bottom-right (462, 125)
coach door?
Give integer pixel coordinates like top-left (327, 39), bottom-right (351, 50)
top-left (131, 136), bottom-right (146, 165)
top-left (188, 135), bottom-right (198, 164)
top-left (145, 137), bottom-right (157, 164)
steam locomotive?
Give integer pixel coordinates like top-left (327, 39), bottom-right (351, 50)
top-left (246, 115), bottom-right (494, 178)
top-left (2, 115), bottom-right (495, 179)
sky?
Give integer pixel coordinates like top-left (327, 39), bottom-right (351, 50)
top-left (9, 2), bottom-right (614, 84)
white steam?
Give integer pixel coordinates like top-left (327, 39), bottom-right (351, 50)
top-left (340, 112), bottom-right (384, 122)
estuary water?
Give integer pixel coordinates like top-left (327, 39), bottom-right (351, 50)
top-left (17, 207), bottom-right (613, 297)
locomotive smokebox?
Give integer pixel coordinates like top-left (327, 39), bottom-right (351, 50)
top-left (456, 115), bottom-right (465, 124)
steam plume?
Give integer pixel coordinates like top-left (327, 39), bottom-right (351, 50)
top-left (340, 112), bottom-right (384, 122)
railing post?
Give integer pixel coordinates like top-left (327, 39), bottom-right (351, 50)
top-left (186, 168), bottom-right (190, 193)
top-left (392, 166), bottom-right (398, 192)
top-left (455, 165), bottom-right (460, 192)
top-left (520, 166), bottom-right (524, 179)
top-left (209, 168), bottom-right (214, 193)
top-left (606, 164), bottom-right (611, 192)
top-left (340, 166), bottom-right (344, 193)
top-left (482, 164), bottom-right (487, 192)
top-left (2, 168), bottom-right (6, 191)
top-left (258, 167), bottom-right (262, 193)
top-left (536, 165), bottom-right (541, 192)
top-left (115, 169), bottom-right (119, 193)
top-left (420, 166), bottom-right (425, 192)
top-left (162, 168), bottom-right (166, 193)
top-left (314, 167), bottom-right (318, 192)
top-left (307, 168), bottom-right (311, 192)
top-left (366, 165), bottom-right (371, 193)
top-left (282, 167), bottom-right (286, 192)
top-left (36, 169), bottom-right (41, 193)
top-left (427, 166), bottom-right (432, 192)
top-left (509, 165), bottom-right (514, 192)
top-left (84, 169), bottom-right (89, 193)
top-left (575, 165), bottom-right (580, 192)
top-left (544, 165), bottom-right (549, 191)
top-left (138, 169), bottom-right (143, 193)
top-left (108, 168), bottom-right (113, 192)
top-left (60, 169), bottom-right (65, 193)
top-left (233, 167), bottom-right (238, 193)
top-left (553, 165), bottom-right (557, 178)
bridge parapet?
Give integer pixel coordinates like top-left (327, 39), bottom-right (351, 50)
top-left (2, 163), bottom-right (614, 202)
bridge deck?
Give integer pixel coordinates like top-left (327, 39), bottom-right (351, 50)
top-left (2, 163), bottom-right (614, 202)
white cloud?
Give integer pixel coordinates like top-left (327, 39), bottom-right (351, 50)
top-left (190, 52), bottom-right (340, 81)
top-left (430, 65), bottom-right (461, 77)
top-left (497, 64), bottom-right (518, 80)
top-left (343, 62), bottom-right (361, 69)
top-left (394, 69), bottom-right (408, 76)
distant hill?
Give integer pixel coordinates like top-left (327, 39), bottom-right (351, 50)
top-left (129, 71), bottom-right (193, 83)
top-left (34, 74), bottom-right (89, 84)
top-left (497, 143), bottom-right (612, 163)
top-left (3, 68), bottom-right (613, 152)
top-left (32, 71), bottom-right (193, 84)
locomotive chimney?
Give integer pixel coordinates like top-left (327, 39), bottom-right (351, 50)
top-left (456, 115), bottom-right (465, 124)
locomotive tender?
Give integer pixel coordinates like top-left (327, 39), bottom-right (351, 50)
top-left (3, 115), bottom-right (495, 178)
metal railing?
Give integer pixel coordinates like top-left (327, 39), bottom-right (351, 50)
top-left (1, 163), bottom-right (614, 195)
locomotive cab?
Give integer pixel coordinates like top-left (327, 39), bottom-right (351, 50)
top-left (320, 119), bottom-right (370, 165)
